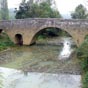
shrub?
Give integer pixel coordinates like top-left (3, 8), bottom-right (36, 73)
top-left (77, 41), bottom-right (88, 59)
top-left (0, 32), bottom-right (14, 51)
top-left (77, 40), bottom-right (88, 72)
top-left (82, 72), bottom-right (88, 88)
top-left (81, 58), bottom-right (88, 72)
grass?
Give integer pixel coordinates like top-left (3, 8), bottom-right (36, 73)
top-left (0, 32), bottom-right (14, 51)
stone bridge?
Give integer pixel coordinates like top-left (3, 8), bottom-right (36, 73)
top-left (0, 18), bottom-right (88, 46)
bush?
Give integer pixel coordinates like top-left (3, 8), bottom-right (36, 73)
top-left (77, 41), bottom-right (88, 59)
top-left (80, 58), bottom-right (88, 72)
top-left (0, 46), bottom-right (7, 51)
top-left (82, 72), bottom-right (88, 88)
top-left (77, 40), bottom-right (88, 71)
top-left (0, 32), bottom-right (14, 51)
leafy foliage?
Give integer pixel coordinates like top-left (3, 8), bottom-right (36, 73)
top-left (15, 0), bottom-right (61, 19)
top-left (77, 41), bottom-right (88, 59)
top-left (83, 72), bottom-right (88, 88)
top-left (71, 4), bottom-right (88, 19)
top-left (0, 32), bottom-right (14, 51)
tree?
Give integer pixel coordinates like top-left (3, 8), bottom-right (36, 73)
top-left (0, 0), bottom-right (9, 20)
top-left (71, 4), bottom-right (88, 19)
top-left (15, 0), bottom-right (61, 19)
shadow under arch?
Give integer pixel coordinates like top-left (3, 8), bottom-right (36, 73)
top-left (15, 34), bottom-right (23, 45)
top-left (30, 26), bottom-right (77, 46)
top-left (0, 29), bottom-right (3, 34)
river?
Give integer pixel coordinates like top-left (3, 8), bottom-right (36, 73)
top-left (0, 37), bottom-right (81, 88)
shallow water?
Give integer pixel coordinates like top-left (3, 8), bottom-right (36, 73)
top-left (0, 67), bottom-right (81, 88)
top-left (0, 37), bottom-right (81, 88)
top-left (59, 38), bottom-right (73, 60)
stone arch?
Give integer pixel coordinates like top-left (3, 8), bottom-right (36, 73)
top-left (15, 34), bottom-right (23, 45)
top-left (29, 25), bottom-right (77, 46)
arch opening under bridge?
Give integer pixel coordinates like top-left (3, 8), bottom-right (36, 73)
top-left (15, 34), bottom-right (23, 45)
top-left (30, 26), bottom-right (77, 46)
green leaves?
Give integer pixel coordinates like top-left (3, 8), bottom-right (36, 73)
top-left (0, 32), bottom-right (14, 51)
top-left (71, 4), bottom-right (88, 19)
top-left (83, 72), bottom-right (88, 88)
top-left (15, 0), bottom-right (61, 19)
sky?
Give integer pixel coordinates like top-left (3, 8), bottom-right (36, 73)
top-left (8, 0), bottom-right (88, 18)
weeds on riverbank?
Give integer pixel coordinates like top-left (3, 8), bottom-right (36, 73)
top-left (0, 32), bottom-right (14, 51)
top-left (82, 72), bottom-right (88, 88)
top-left (77, 37), bottom-right (88, 88)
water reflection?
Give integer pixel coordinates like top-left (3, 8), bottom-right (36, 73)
top-left (0, 67), bottom-right (81, 88)
top-left (59, 38), bottom-right (73, 60)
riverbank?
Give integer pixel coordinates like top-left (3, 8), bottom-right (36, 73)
top-left (77, 37), bottom-right (88, 88)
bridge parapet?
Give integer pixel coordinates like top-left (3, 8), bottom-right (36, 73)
top-left (0, 18), bottom-right (88, 30)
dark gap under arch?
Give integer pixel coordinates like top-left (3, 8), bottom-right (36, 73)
top-left (15, 34), bottom-right (23, 45)
top-left (31, 27), bottom-right (75, 46)
top-left (0, 29), bottom-right (3, 33)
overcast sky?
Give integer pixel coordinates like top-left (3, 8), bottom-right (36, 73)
top-left (8, 0), bottom-right (88, 18)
